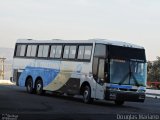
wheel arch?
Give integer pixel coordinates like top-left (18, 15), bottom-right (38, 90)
top-left (25, 75), bottom-right (33, 87)
top-left (80, 81), bottom-right (91, 95)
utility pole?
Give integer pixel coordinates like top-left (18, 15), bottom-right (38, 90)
top-left (0, 57), bottom-right (6, 80)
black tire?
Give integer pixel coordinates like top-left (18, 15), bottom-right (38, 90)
top-left (26, 77), bottom-right (34, 94)
top-left (115, 100), bottom-right (124, 106)
top-left (83, 86), bottom-right (93, 104)
top-left (35, 79), bottom-right (43, 95)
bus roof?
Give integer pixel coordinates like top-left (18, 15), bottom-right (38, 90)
top-left (16, 39), bottom-right (144, 49)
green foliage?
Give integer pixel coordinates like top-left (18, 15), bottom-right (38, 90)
top-left (147, 57), bottom-right (160, 82)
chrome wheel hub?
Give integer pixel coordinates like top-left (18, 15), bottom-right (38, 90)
top-left (37, 83), bottom-right (41, 91)
top-left (84, 90), bottom-right (89, 100)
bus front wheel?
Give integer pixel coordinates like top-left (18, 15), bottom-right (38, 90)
top-left (26, 78), bottom-right (34, 94)
top-left (35, 79), bottom-right (43, 95)
top-left (83, 86), bottom-right (93, 104)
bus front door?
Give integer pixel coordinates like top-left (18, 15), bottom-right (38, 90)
top-left (93, 57), bottom-right (106, 99)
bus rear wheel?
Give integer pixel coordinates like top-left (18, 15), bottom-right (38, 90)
top-left (26, 78), bottom-right (34, 94)
top-left (83, 86), bottom-right (93, 104)
top-left (115, 100), bottom-right (124, 106)
top-left (35, 79), bottom-right (43, 95)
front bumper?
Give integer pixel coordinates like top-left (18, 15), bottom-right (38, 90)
top-left (105, 89), bottom-right (145, 102)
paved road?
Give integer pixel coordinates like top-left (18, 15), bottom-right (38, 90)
top-left (0, 84), bottom-right (160, 120)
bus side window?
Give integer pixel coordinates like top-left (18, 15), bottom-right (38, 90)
top-left (20, 45), bottom-right (26, 57)
top-left (77, 45), bottom-right (92, 60)
top-left (77, 46), bottom-right (85, 59)
top-left (63, 45), bottom-right (70, 59)
top-left (38, 45), bottom-right (43, 57)
top-left (30, 45), bottom-right (37, 57)
top-left (15, 45), bottom-right (21, 56)
top-left (42, 45), bottom-right (49, 57)
top-left (15, 45), bottom-right (27, 57)
top-left (69, 46), bottom-right (77, 59)
top-left (26, 45), bottom-right (37, 57)
top-left (55, 45), bottom-right (62, 58)
top-left (84, 46), bottom-right (92, 60)
top-left (26, 45), bottom-right (32, 57)
top-left (50, 45), bottom-right (56, 58)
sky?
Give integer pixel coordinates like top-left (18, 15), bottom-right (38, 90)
top-left (0, 0), bottom-right (160, 61)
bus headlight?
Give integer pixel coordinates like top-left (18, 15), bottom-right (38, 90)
top-left (138, 89), bottom-right (145, 93)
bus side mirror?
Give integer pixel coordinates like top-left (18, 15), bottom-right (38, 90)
top-left (93, 74), bottom-right (97, 79)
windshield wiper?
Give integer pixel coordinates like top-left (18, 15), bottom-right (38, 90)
top-left (130, 62), bottom-right (141, 86)
top-left (118, 61), bottom-right (141, 86)
top-left (118, 73), bottom-right (129, 85)
top-left (119, 62), bottom-right (130, 85)
top-left (130, 72), bottom-right (140, 86)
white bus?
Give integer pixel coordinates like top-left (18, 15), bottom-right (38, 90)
top-left (11, 39), bottom-right (147, 105)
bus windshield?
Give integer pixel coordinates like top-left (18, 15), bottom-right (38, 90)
top-left (110, 59), bottom-right (147, 86)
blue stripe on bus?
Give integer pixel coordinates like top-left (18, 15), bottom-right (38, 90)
top-left (109, 84), bottom-right (132, 89)
top-left (18, 66), bottom-right (60, 87)
top-left (138, 87), bottom-right (146, 91)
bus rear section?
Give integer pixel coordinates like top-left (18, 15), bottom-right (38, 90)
top-left (11, 39), bottom-right (95, 99)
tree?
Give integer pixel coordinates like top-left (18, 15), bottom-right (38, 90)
top-left (147, 56), bottom-right (160, 82)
